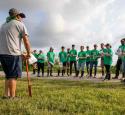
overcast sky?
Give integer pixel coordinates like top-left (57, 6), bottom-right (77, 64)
top-left (0, 0), bottom-right (125, 63)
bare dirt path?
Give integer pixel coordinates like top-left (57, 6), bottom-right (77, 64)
top-left (0, 71), bottom-right (122, 83)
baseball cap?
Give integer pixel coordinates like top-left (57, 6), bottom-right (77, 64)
top-left (9, 8), bottom-right (26, 18)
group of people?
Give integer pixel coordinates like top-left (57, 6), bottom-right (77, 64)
top-left (32, 43), bottom-right (115, 81)
top-left (0, 8), bottom-right (125, 99)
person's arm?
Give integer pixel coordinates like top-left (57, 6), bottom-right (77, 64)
top-left (58, 53), bottom-right (61, 62)
top-left (105, 50), bottom-right (113, 57)
top-left (21, 23), bottom-right (31, 58)
top-left (22, 35), bottom-right (31, 58)
top-left (115, 47), bottom-right (120, 55)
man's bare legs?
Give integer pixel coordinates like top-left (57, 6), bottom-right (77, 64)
top-left (9, 79), bottom-right (17, 97)
top-left (4, 78), bottom-right (17, 98)
top-left (4, 79), bottom-right (10, 97)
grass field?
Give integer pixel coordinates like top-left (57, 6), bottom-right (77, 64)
top-left (0, 77), bottom-right (125, 115)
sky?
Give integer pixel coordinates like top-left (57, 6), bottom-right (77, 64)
top-left (0, 0), bottom-right (125, 64)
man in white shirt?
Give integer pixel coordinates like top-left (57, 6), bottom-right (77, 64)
top-left (0, 8), bottom-right (31, 98)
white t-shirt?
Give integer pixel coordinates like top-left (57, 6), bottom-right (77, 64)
top-left (0, 20), bottom-right (28, 55)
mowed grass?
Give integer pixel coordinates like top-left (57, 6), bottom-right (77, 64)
top-left (0, 77), bottom-right (125, 115)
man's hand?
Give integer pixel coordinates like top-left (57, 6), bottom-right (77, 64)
top-left (100, 53), bottom-right (104, 57)
top-left (27, 53), bottom-right (31, 59)
top-left (105, 53), bottom-right (111, 56)
top-left (22, 53), bottom-right (31, 60)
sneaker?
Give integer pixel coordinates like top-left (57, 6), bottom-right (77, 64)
top-left (37, 74), bottom-right (40, 77)
top-left (2, 96), bottom-right (10, 99)
top-left (42, 74), bottom-right (44, 77)
top-left (79, 76), bottom-right (84, 79)
top-left (90, 76), bottom-right (93, 78)
top-left (101, 76), bottom-right (105, 79)
top-left (121, 78), bottom-right (125, 82)
top-left (103, 79), bottom-right (106, 81)
top-left (112, 77), bottom-right (118, 79)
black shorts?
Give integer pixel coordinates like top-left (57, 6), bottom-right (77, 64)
top-left (0, 55), bottom-right (22, 79)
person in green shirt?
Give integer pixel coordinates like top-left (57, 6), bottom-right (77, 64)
top-left (70, 44), bottom-right (77, 76)
top-left (90, 44), bottom-right (100, 78)
top-left (113, 39), bottom-right (124, 79)
top-left (47, 47), bottom-right (55, 76)
top-left (76, 46), bottom-right (86, 78)
top-left (32, 50), bottom-right (38, 75)
top-left (119, 38), bottom-right (125, 81)
top-left (37, 50), bottom-right (45, 77)
top-left (103, 44), bottom-right (113, 80)
top-left (99, 43), bottom-right (107, 78)
top-left (66, 48), bottom-right (70, 76)
top-left (58, 46), bottom-right (67, 76)
top-left (86, 46), bottom-right (91, 77)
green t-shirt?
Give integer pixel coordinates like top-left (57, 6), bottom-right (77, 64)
top-left (115, 45), bottom-right (123, 59)
top-left (47, 51), bottom-right (55, 64)
top-left (99, 48), bottom-right (107, 60)
top-left (104, 48), bottom-right (113, 65)
top-left (90, 49), bottom-right (99, 62)
top-left (70, 49), bottom-right (77, 61)
top-left (119, 45), bottom-right (125, 50)
top-left (59, 51), bottom-right (67, 63)
top-left (86, 50), bottom-right (91, 62)
top-left (78, 51), bottom-right (86, 64)
top-left (67, 52), bottom-right (70, 62)
top-left (100, 48), bottom-right (107, 54)
top-left (33, 53), bottom-right (38, 58)
top-left (37, 53), bottom-right (45, 63)
top-left (120, 45), bottom-right (125, 61)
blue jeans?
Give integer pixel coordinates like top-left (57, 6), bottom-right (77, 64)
top-left (104, 64), bottom-right (111, 80)
top-left (90, 61), bottom-right (98, 76)
top-left (122, 60), bottom-right (125, 74)
top-left (77, 62), bottom-right (85, 71)
top-left (86, 61), bottom-right (90, 74)
top-left (37, 62), bottom-right (44, 76)
top-left (70, 61), bottom-right (77, 75)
